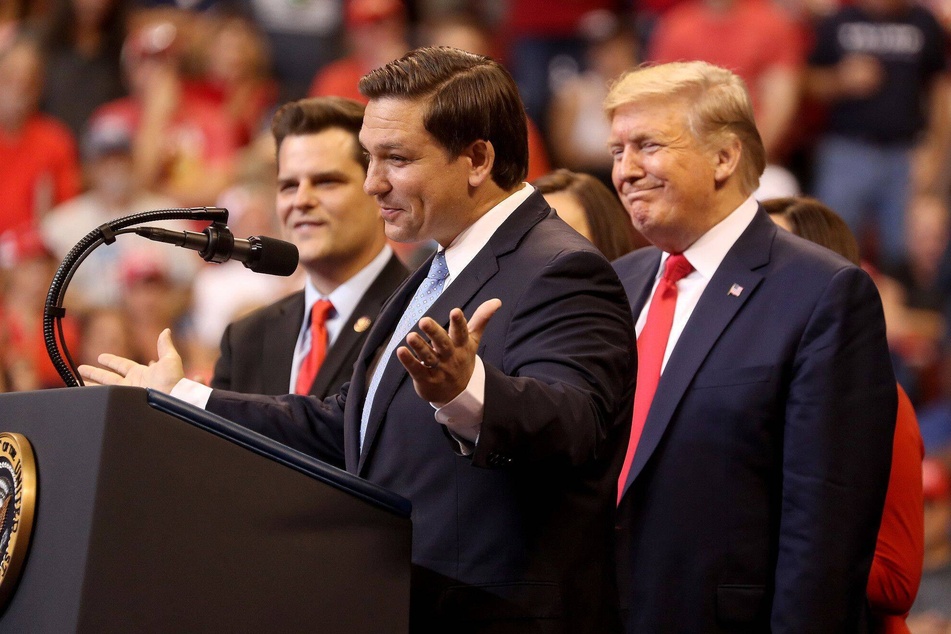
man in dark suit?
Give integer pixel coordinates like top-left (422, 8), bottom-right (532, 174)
top-left (81, 47), bottom-right (635, 633)
top-left (210, 97), bottom-right (407, 399)
top-left (607, 60), bottom-right (897, 632)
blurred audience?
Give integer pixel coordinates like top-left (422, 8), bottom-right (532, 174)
top-left (308, 0), bottom-right (409, 103)
top-left (91, 16), bottom-right (239, 206)
top-left (0, 35), bottom-right (81, 236)
top-left (40, 0), bottom-right (129, 138)
top-left (0, 227), bottom-right (80, 390)
top-left (183, 14), bottom-right (277, 146)
top-left (547, 10), bottom-right (638, 188)
top-left (244, 0), bottom-right (343, 101)
top-left (907, 459), bottom-right (951, 634)
top-left (533, 168), bottom-right (644, 260)
top-left (806, 0), bottom-right (950, 265)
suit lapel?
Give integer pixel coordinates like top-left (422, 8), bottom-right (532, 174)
top-left (263, 293), bottom-right (302, 394)
top-left (355, 191), bottom-right (552, 474)
top-left (620, 210), bottom-right (776, 497)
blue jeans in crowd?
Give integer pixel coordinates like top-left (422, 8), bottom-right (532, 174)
top-left (811, 134), bottom-right (912, 264)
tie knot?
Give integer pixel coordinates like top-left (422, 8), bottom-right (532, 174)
top-left (663, 253), bottom-right (693, 284)
top-left (427, 251), bottom-right (450, 281)
top-left (310, 299), bottom-right (334, 327)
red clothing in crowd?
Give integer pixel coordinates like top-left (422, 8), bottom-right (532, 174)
top-left (92, 96), bottom-right (240, 180)
top-left (0, 115), bottom-right (80, 235)
top-left (308, 56), bottom-right (365, 103)
top-left (649, 0), bottom-right (805, 118)
top-left (868, 384), bottom-right (925, 634)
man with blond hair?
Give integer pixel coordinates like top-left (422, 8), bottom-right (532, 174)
top-left (609, 61), bottom-right (896, 632)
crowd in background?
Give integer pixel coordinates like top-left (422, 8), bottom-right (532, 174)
top-left (2, 0), bottom-right (951, 626)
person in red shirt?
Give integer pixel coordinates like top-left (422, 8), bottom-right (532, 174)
top-left (93, 18), bottom-right (239, 207)
top-left (0, 36), bottom-right (80, 236)
top-left (308, 0), bottom-right (410, 103)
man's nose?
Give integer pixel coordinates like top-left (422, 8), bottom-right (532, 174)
top-left (293, 181), bottom-right (316, 208)
top-left (364, 161), bottom-right (388, 197)
top-left (615, 147), bottom-right (645, 181)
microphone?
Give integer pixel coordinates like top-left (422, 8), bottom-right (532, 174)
top-left (134, 223), bottom-right (299, 276)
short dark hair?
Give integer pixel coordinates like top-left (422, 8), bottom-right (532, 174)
top-left (358, 46), bottom-right (528, 190)
top-left (762, 196), bottom-right (861, 266)
top-left (534, 169), bottom-right (643, 261)
top-left (271, 97), bottom-right (368, 171)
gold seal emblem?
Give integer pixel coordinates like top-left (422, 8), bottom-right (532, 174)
top-left (353, 316), bottom-right (372, 333)
top-left (0, 433), bottom-right (36, 608)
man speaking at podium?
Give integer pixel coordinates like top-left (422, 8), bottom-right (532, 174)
top-left (81, 47), bottom-right (635, 633)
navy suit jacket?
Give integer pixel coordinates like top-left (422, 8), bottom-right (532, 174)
top-left (205, 190), bottom-right (636, 633)
top-left (613, 208), bottom-right (896, 633)
top-left (209, 254), bottom-right (408, 399)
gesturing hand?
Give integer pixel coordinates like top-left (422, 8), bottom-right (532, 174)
top-left (78, 328), bottom-right (185, 393)
top-left (397, 298), bottom-right (502, 405)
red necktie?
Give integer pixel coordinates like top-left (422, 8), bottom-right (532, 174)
top-left (295, 299), bottom-right (334, 395)
top-left (617, 254), bottom-right (693, 503)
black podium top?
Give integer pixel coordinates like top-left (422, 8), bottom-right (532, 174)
top-left (147, 389), bottom-right (411, 518)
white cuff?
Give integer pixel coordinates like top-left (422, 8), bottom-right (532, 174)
top-left (170, 377), bottom-right (213, 409)
top-left (433, 355), bottom-right (485, 447)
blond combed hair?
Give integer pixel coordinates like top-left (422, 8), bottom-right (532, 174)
top-left (605, 61), bottom-right (766, 195)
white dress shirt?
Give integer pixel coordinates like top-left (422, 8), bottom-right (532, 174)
top-left (635, 195), bottom-right (759, 373)
top-left (288, 245), bottom-right (393, 392)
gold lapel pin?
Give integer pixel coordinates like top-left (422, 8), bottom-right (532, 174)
top-left (354, 316), bottom-right (372, 332)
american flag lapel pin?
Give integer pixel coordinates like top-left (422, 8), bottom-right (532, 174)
top-left (728, 283), bottom-right (744, 297)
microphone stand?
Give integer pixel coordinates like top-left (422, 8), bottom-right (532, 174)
top-left (44, 207), bottom-right (229, 388)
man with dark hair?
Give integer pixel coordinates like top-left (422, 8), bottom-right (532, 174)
top-left (210, 97), bottom-right (407, 399)
top-left (81, 47), bottom-right (635, 632)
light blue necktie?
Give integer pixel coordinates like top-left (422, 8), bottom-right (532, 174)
top-left (360, 250), bottom-right (449, 447)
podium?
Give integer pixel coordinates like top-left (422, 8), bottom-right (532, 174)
top-left (0, 386), bottom-right (412, 633)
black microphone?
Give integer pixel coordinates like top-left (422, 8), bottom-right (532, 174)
top-left (134, 223), bottom-right (299, 276)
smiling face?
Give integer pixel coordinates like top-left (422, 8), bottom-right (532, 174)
top-left (609, 98), bottom-right (739, 253)
top-left (360, 97), bottom-right (480, 247)
top-left (276, 129), bottom-right (385, 285)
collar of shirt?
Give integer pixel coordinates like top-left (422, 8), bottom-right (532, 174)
top-left (439, 183), bottom-right (534, 288)
top-left (300, 244), bottom-right (394, 347)
top-left (636, 195), bottom-right (759, 372)
top-left (657, 194), bottom-right (760, 283)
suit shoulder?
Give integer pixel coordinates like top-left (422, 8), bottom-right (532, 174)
top-left (224, 290), bottom-right (304, 337)
top-left (769, 228), bottom-right (863, 281)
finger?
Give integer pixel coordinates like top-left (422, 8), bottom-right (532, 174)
top-left (396, 345), bottom-right (435, 376)
top-left (156, 328), bottom-right (178, 360)
top-left (468, 299), bottom-right (502, 338)
top-left (78, 364), bottom-right (125, 386)
top-left (446, 309), bottom-right (470, 348)
top-left (419, 317), bottom-right (454, 358)
top-left (97, 353), bottom-right (142, 378)
top-left (404, 332), bottom-right (440, 368)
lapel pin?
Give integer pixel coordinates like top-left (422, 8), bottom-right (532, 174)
top-left (728, 284), bottom-right (744, 297)
top-left (354, 316), bottom-right (372, 332)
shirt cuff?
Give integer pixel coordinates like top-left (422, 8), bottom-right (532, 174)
top-left (433, 355), bottom-right (485, 451)
top-left (170, 377), bottom-right (213, 409)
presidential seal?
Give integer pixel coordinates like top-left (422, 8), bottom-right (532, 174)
top-left (0, 433), bottom-right (36, 609)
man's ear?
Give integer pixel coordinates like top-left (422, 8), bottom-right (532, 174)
top-left (713, 136), bottom-right (743, 185)
top-left (465, 139), bottom-right (495, 187)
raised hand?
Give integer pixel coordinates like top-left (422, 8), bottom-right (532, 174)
top-left (397, 298), bottom-right (502, 404)
top-left (78, 328), bottom-right (185, 393)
